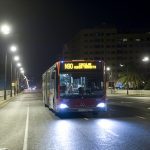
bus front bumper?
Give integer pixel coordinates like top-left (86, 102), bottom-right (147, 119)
top-left (56, 104), bottom-right (107, 113)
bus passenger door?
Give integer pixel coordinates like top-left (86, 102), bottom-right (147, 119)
top-left (49, 70), bottom-right (56, 110)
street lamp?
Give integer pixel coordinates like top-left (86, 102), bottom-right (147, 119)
top-left (106, 67), bottom-right (111, 71)
top-left (0, 24), bottom-right (11, 35)
top-left (10, 45), bottom-right (18, 97)
top-left (20, 70), bottom-right (25, 74)
top-left (120, 64), bottom-right (124, 67)
top-left (20, 67), bottom-right (24, 71)
top-left (10, 45), bottom-right (17, 52)
top-left (17, 63), bottom-right (22, 67)
top-left (0, 24), bottom-right (11, 100)
top-left (106, 67), bottom-right (112, 80)
top-left (120, 64), bottom-right (129, 95)
top-left (14, 55), bottom-right (20, 61)
top-left (142, 56), bottom-right (149, 62)
top-left (15, 64), bottom-right (24, 94)
top-left (106, 66), bottom-right (114, 93)
top-left (142, 56), bottom-right (149, 83)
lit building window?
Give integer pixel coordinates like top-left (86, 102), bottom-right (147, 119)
top-left (135, 38), bottom-right (141, 42)
top-left (123, 38), bottom-right (128, 42)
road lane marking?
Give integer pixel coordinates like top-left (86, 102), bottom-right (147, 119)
top-left (106, 129), bottom-right (119, 137)
top-left (84, 118), bottom-right (88, 120)
top-left (23, 105), bottom-right (29, 150)
top-left (137, 116), bottom-right (146, 119)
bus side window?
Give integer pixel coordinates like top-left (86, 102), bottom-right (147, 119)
top-left (52, 71), bottom-right (55, 79)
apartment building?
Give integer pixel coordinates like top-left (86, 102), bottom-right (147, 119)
top-left (62, 26), bottom-right (150, 80)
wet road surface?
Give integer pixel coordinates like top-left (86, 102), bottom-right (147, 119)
top-left (0, 93), bottom-right (150, 150)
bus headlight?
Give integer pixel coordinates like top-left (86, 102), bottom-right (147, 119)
top-left (59, 104), bottom-right (68, 109)
top-left (96, 103), bottom-right (106, 108)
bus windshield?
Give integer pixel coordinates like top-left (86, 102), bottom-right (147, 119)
top-left (60, 71), bottom-right (104, 98)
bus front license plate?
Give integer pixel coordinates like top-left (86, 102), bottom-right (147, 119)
top-left (78, 109), bottom-right (92, 112)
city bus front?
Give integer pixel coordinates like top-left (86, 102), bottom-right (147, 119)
top-left (56, 61), bottom-right (107, 113)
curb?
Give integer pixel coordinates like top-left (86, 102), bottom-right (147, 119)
top-left (107, 94), bottom-right (150, 97)
top-left (0, 92), bottom-right (23, 108)
top-left (0, 95), bottom-right (18, 108)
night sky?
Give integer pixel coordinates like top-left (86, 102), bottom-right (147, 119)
top-left (0, 0), bottom-right (150, 85)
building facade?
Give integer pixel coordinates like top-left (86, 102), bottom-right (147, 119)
top-left (62, 26), bottom-right (150, 82)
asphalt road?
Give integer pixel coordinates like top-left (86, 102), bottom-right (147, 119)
top-left (0, 93), bottom-right (150, 150)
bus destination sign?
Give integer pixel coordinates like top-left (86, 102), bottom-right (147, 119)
top-left (64, 62), bottom-right (97, 70)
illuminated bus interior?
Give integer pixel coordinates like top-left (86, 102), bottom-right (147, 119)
top-left (60, 71), bottom-right (104, 98)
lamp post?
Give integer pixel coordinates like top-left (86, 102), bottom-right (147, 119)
top-left (120, 64), bottom-right (129, 95)
top-left (126, 67), bottom-right (129, 95)
top-left (106, 67), bottom-right (111, 81)
top-left (106, 66), bottom-right (114, 93)
top-left (142, 56), bottom-right (149, 82)
top-left (14, 56), bottom-right (20, 94)
top-left (106, 66), bottom-right (111, 91)
top-left (0, 24), bottom-right (11, 100)
top-left (4, 52), bottom-right (8, 100)
top-left (16, 63), bottom-right (22, 93)
top-left (24, 75), bottom-right (29, 89)
top-left (10, 45), bottom-right (17, 97)
top-left (106, 67), bottom-right (111, 82)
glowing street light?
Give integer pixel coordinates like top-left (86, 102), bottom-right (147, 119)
top-left (120, 64), bottom-right (124, 67)
top-left (0, 24), bottom-right (11, 35)
top-left (20, 67), bottom-right (24, 71)
top-left (106, 67), bottom-right (111, 71)
top-left (106, 67), bottom-right (111, 79)
top-left (1, 23), bottom-right (12, 100)
top-left (17, 63), bottom-right (22, 67)
top-left (20, 70), bottom-right (25, 74)
top-left (10, 45), bottom-right (17, 52)
top-left (142, 56), bottom-right (149, 62)
top-left (14, 56), bottom-right (20, 61)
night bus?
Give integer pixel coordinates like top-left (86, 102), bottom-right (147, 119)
top-left (42, 60), bottom-right (107, 114)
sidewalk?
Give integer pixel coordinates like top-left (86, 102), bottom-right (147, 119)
top-left (107, 89), bottom-right (150, 97)
top-left (0, 95), bottom-right (15, 107)
top-left (107, 93), bottom-right (150, 97)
